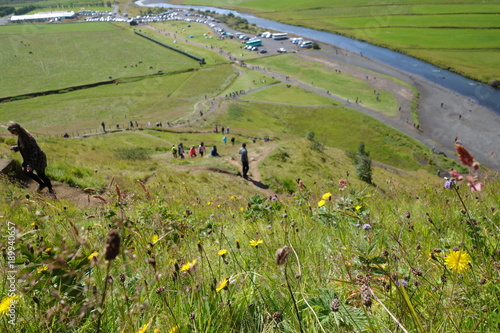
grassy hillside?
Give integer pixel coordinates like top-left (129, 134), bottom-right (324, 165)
top-left (0, 16), bottom-right (498, 333)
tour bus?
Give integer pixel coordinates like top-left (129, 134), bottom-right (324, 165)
top-left (261, 31), bottom-right (272, 38)
top-left (246, 39), bottom-right (262, 47)
top-left (272, 32), bottom-right (288, 40)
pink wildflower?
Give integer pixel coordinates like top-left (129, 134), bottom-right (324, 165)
top-left (466, 176), bottom-right (483, 192)
top-left (449, 170), bottom-right (463, 181)
top-left (339, 179), bottom-right (347, 191)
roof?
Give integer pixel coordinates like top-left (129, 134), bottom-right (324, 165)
top-left (10, 11), bottom-right (75, 21)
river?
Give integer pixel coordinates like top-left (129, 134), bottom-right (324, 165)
top-left (137, 0), bottom-right (500, 115)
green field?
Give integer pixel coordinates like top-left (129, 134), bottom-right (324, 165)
top-left (247, 55), bottom-right (399, 115)
top-left (0, 23), bottom-right (200, 98)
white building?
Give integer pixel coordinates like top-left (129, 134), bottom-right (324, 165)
top-left (10, 11), bottom-right (76, 22)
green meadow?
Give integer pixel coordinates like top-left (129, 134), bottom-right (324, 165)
top-left (0, 13), bottom-right (498, 333)
top-left (170, 0), bottom-right (500, 84)
top-left (0, 23), bottom-right (199, 98)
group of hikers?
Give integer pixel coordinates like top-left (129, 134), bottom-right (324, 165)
top-left (171, 142), bottom-right (221, 159)
top-left (171, 140), bottom-right (249, 179)
top-left (3, 122), bottom-right (252, 198)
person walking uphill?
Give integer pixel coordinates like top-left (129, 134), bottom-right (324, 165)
top-left (6, 122), bottom-right (55, 194)
top-left (239, 142), bottom-right (249, 179)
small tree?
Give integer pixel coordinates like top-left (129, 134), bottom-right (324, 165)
top-left (356, 142), bottom-right (372, 184)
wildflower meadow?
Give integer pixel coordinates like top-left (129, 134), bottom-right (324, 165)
top-left (0, 141), bottom-right (498, 333)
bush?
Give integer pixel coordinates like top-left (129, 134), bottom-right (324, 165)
top-left (355, 142), bottom-right (372, 184)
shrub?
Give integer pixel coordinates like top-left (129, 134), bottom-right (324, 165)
top-left (355, 142), bottom-right (372, 184)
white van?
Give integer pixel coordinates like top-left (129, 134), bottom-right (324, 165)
top-left (300, 41), bottom-right (312, 48)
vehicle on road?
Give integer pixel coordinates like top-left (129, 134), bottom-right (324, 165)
top-left (277, 48), bottom-right (287, 53)
top-left (272, 33), bottom-right (288, 40)
top-left (246, 39), bottom-right (262, 47)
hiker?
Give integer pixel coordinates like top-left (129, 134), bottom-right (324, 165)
top-left (171, 145), bottom-right (178, 158)
top-left (101, 121), bottom-right (106, 133)
top-left (6, 122), bottom-right (55, 194)
top-left (198, 142), bottom-right (206, 157)
top-left (210, 145), bottom-right (220, 157)
top-left (189, 145), bottom-right (197, 158)
top-left (239, 142), bottom-right (249, 179)
top-left (222, 136), bottom-right (227, 145)
top-left (231, 137), bottom-right (235, 145)
top-left (178, 143), bottom-right (185, 159)
top-left (297, 178), bottom-right (306, 190)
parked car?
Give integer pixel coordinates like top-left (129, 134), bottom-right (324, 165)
top-left (259, 49), bottom-right (268, 54)
top-left (277, 48), bottom-right (287, 53)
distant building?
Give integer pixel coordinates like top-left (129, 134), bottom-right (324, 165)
top-left (10, 11), bottom-right (76, 22)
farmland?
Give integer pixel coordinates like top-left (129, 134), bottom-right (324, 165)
top-left (166, 0), bottom-right (500, 84)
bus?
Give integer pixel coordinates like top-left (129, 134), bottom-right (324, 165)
top-left (246, 39), bottom-right (262, 47)
top-left (272, 33), bottom-right (288, 40)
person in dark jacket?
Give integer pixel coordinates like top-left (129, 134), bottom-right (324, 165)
top-left (7, 122), bottom-right (55, 194)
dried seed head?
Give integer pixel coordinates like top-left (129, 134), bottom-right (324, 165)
top-left (104, 229), bottom-right (120, 260)
top-left (148, 257), bottom-right (156, 270)
top-left (360, 284), bottom-right (372, 307)
top-left (411, 267), bottom-right (422, 277)
top-left (455, 143), bottom-right (474, 167)
top-left (356, 273), bottom-right (367, 286)
top-left (275, 246), bottom-right (292, 266)
top-left (330, 298), bottom-right (340, 312)
top-left (405, 211), bottom-right (411, 219)
top-left (119, 273), bottom-right (126, 283)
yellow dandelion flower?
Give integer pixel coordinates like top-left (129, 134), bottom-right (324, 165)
top-left (180, 259), bottom-right (197, 272)
top-left (169, 325), bottom-right (180, 333)
top-left (218, 249), bottom-right (228, 256)
top-left (137, 323), bottom-right (150, 333)
top-left (217, 204), bottom-right (221, 208)
top-left (37, 264), bottom-right (49, 274)
top-left (230, 195), bottom-right (236, 200)
top-left (88, 251), bottom-right (99, 260)
top-left (355, 205), bottom-right (362, 210)
top-left (322, 192), bottom-right (332, 200)
top-left (45, 248), bottom-right (51, 253)
top-left (318, 200), bottom-right (326, 207)
top-left (216, 277), bottom-right (229, 292)
top-left (137, 316), bottom-right (154, 333)
top-left (0, 295), bottom-right (18, 315)
top-left (151, 235), bottom-right (159, 244)
top-left (154, 329), bottom-right (160, 333)
top-left (240, 207), bottom-right (244, 211)
top-left (249, 239), bottom-right (263, 247)
top-left (207, 201), bottom-right (213, 206)
top-left (444, 250), bottom-right (471, 273)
